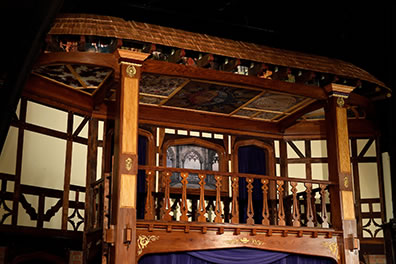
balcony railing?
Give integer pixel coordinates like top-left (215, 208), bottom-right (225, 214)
top-left (138, 166), bottom-right (333, 229)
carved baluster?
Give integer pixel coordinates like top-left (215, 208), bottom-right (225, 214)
top-left (214, 175), bottom-right (223, 223)
top-left (231, 176), bottom-right (239, 224)
top-left (261, 179), bottom-right (270, 225)
top-left (162, 171), bottom-right (172, 221)
top-left (320, 184), bottom-right (329, 228)
top-left (291, 182), bottom-right (301, 227)
top-left (180, 172), bottom-right (189, 221)
top-left (197, 174), bottom-right (207, 222)
top-left (305, 183), bottom-right (314, 227)
top-left (277, 180), bottom-right (286, 226)
top-left (246, 178), bottom-right (254, 225)
top-left (144, 171), bottom-right (155, 220)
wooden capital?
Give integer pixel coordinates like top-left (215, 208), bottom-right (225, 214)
top-left (324, 83), bottom-right (354, 99)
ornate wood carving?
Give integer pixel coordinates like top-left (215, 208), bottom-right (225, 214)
top-left (246, 177), bottom-right (255, 225)
top-left (144, 170), bottom-right (155, 220)
top-left (231, 176), bottom-right (239, 224)
top-left (291, 182), bottom-right (301, 227)
top-left (180, 172), bottom-right (189, 221)
top-left (305, 183), bottom-right (314, 227)
top-left (277, 180), bottom-right (286, 226)
top-left (261, 179), bottom-right (270, 225)
top-left (161, 171), bottom-right (172, 221)
top-left (214, 175), bottom-right (223, 223)
top-left (320, 184), bottom-right (329, 228)
top-left (197, 174), bottom-right (207, 222)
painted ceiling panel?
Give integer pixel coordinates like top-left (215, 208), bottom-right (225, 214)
top-left (164, 81), bottom-right (261, 114)
top-left (139, 73), bottom-right (187, 96)
top-left (139, 96), bottom-right (163, 105)
top-left (247, 92), bottom-right (307, 113)
top-left (72, 64), bottom-right (112, 87)
top-left (254, 112), bottom-right (279, 120)
top-left (33, 65), bottom-right (81, 88)
top-left (234, 109), bottom-right (257, 117)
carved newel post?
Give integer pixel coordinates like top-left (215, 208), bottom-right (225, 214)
top-left (110, 50), bottom-right (150, 264)
top-left (325, 83), bottom-right (360, 263)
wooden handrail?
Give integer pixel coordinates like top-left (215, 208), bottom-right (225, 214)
top-left (138, 165), bottom-right (336, 185)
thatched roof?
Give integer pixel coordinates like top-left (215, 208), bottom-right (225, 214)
top-left (49, 13), bottom-right (386, 89)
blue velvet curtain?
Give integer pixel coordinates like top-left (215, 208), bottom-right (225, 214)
top-left (138, 248), bottom-right (335, 264)
top-left (238, 145), bottom-right (266, 223)
top-left (137, 135), bottom-right (147, 219)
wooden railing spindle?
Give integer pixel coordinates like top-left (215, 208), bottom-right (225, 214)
top-left (231, 176), bottom-right (239, 224)
top-left (320, 184), bottom-right (329, 228)
top-left (162, 171), bottom-right (172, 221)
top-left (144, 170), bottom-right (155, 220)
top-left (277, 180), bottom-right (286, 226)
top-left (180, 172), bottom-right (189, 221)
top-left (197, 174), bottom-right (207, 222)
top-left (246, 178), bottom-right (254, 225)
top-left (214, 175), bottom-right (223, 223)
top-left (291, 182), bottom-right (301, 227)
top-left (305, 183), bottom-right (314, 227)
top-left (261, 179), bottom-right (270, 225)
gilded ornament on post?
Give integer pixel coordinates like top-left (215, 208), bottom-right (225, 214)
top-left (336, 97), bottom-right (345, 107)
top-left (126, 65), bottom-right (137, 77)
top-left (125, 157), bottom-right (132, 171)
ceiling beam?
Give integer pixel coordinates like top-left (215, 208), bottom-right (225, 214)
top-left (277, 100), bottom-right (325, 132)
top-left (141, 60), bottom-right (328, 100)
top-left (139, 104), bottom-right (282, 138)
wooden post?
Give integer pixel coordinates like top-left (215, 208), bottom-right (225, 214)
top-left (110, 50), bottom-right (150, 264)
top-left (325, 83), bottom-right (359, 264)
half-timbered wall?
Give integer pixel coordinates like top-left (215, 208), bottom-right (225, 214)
top-left (0, 98), bottom-right (105, 232)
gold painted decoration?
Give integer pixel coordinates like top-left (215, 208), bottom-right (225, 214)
top-left (126, 65), bottom-right (137, 77)
top-left (344, 176), bottom-right (349, 188)
top-left (226, 237), bottom-right (264, 246)
top-left (137, 235), bottom-right (159, 256)
top-left (322, 242), bottom-right (340, 260)
top-left (336, 97), bottom-right (345, 107)
top-left (125, 157), bottom-right (133, 171)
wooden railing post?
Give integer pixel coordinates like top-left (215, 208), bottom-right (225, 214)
top-left (291, 182), bottom-right (301, 227)
top-left (231, 176), bottom-right (239, 224)
top-left (305, 183), bottom-right (314, 227)
top-left (197, 174), bottom-right (207, 222)
top-left (246, 177), bottom-right (254, 225)
top-left (320, 184), bottom-right (329, 228)
top-left (214, 175), bottom-right (223, 223)
top-left (144, 170), bottom-right (155, 220)
top-left (261, 179), bottom-right (270, 225)
top-left (277, 180), bottom-right (286, 226)
top-left (161, 171), bottom-right (172, 221)
top-left (180, 172), bottom-right (189, 221)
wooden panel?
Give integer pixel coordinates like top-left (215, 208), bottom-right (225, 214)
top-left (342, 191), bottom-right (355, 220)
top-left (136, 228), bottom-right (340, 262)
top-left (121, 76), bottom-right (139, 154)
top-left (120, 174), bottom-right (136, 208)
top-left (336, 107), bottom-right (351, 174)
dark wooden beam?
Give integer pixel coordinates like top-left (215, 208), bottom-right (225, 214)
top-left (35, 52), bottom-right (119, 77)
top-left (23, 75), bottom-right (93, 115)
top-left (278, 100), bottom-right (325, 132)
top-left (92, 78), bottom-right (118, 109)
top-left (138, 104), bottom-right (281, 138)
top-left (141, 60), bottom-right (328, 99)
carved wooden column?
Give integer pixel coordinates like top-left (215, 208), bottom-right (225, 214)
top-left (325, 83), bottom-right (359, 264)
top-left (110, 50), bottom-right (150, 264)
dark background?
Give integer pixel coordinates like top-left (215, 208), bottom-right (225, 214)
top-left (0, 0), bottom-right (395, 214)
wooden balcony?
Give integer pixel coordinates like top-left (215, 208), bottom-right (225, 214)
top-left (135, 166), bottom-right (341, 261)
